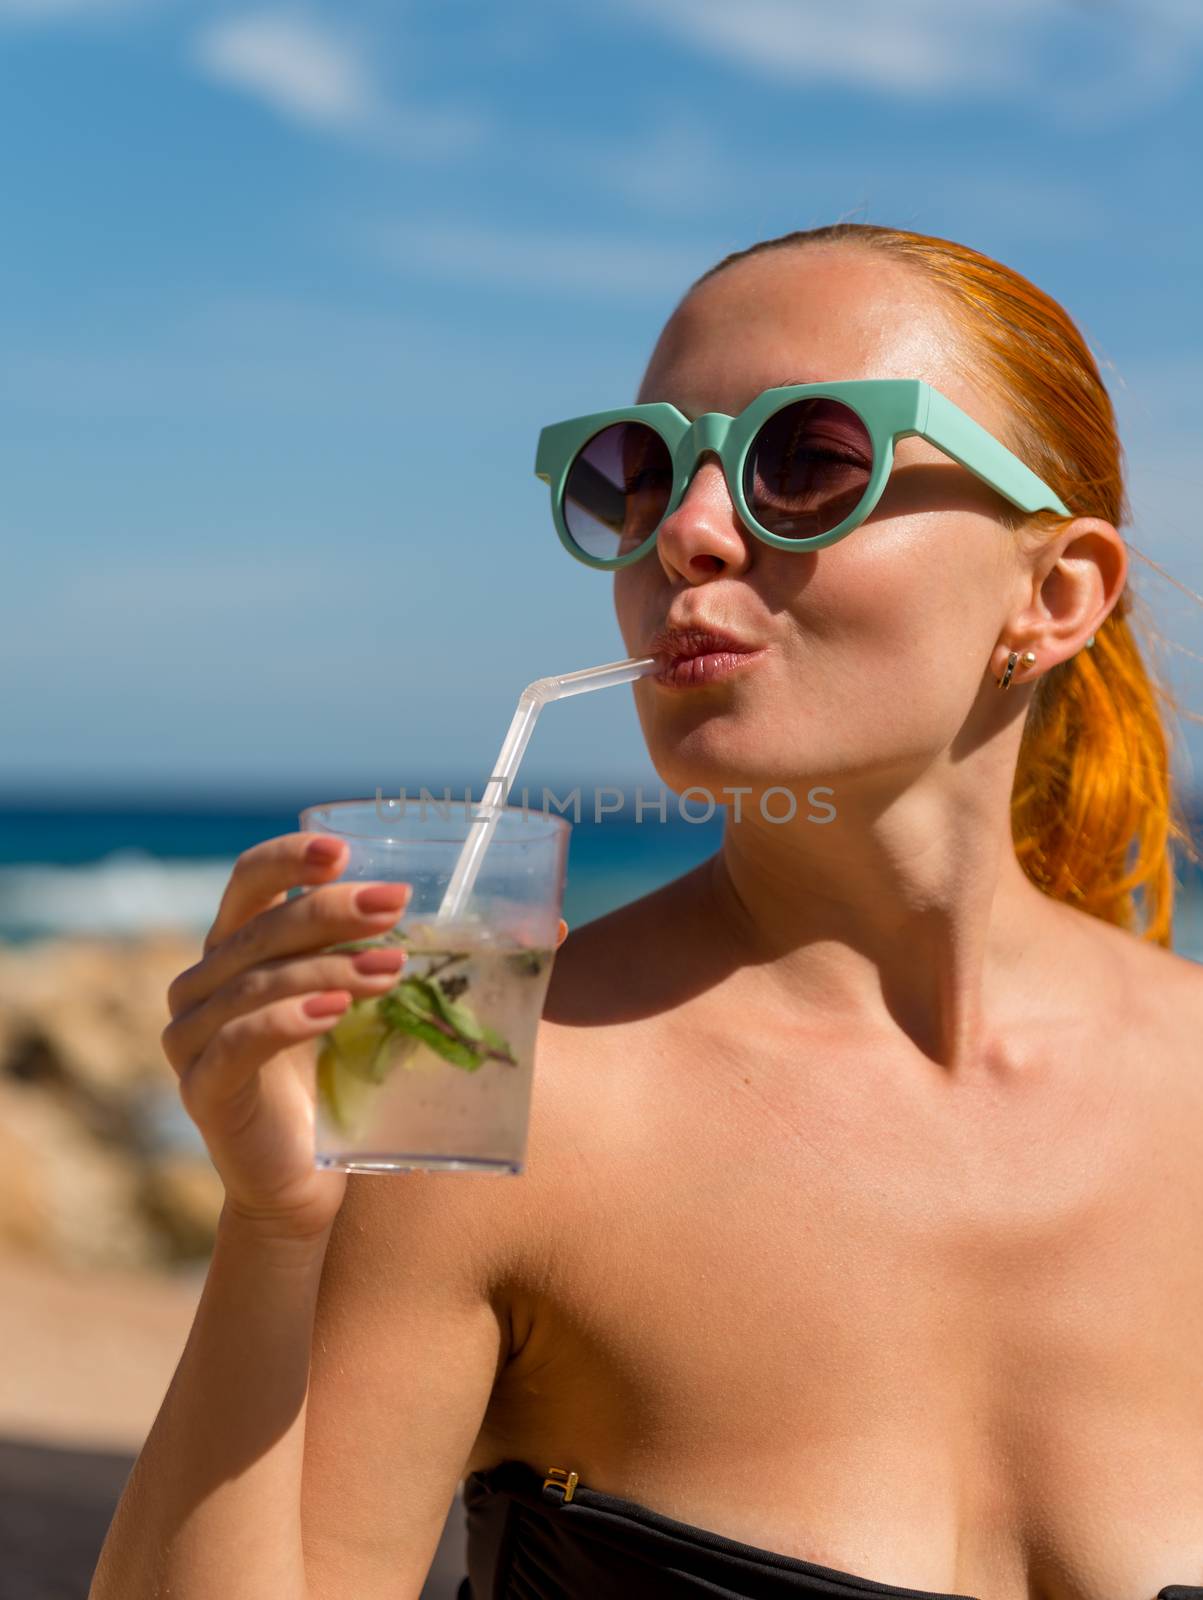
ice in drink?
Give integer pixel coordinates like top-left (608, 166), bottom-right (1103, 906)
top-left (314, 917), bottom-right (554, 1174)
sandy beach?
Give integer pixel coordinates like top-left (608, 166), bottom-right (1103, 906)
top-left (0, 1248), bottom-right (469, 1599)
top-left (0, 1249), bottom-right (198, 1600)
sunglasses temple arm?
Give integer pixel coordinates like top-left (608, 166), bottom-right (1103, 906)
top-left (922, 387), bottom-right (1071, 517)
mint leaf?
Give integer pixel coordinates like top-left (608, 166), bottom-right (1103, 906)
top-left (427, 984), bottom-right (486, 1043)
top-left (383, 1005), bottom-right (486, 1070)
top-left (505, 949), bottom-right (547, 979)
top-left (378, 976), bottom-right (516, 1072)
top-left (478, 1021), bottom-right (517, 1065)
top-left (384, 976), bottom-right (440, 1017)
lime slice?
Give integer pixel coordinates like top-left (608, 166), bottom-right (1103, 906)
top-left (325, 1000), bottom-right (396, 1082)
top-left (316, 1042), bottom-right (380, 1137)
top-left (315, 998), bottom-right (425, 1136)
top-left (315, 1000), bottom-right (392, 1137)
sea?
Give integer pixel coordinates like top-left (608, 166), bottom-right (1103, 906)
top-left (0, 798), bottom-right (725, 944)
top-left (0, 797), bottom-right (1200, 961)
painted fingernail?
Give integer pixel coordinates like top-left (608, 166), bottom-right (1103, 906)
top-left (302, 991), bottom-right (351, 1017)
top-left (305, 837), bottom-right (343, 864)
top-left (355, 883), bottom-right (411, 915)
top-left (351, 947), bottom-right (407, 974)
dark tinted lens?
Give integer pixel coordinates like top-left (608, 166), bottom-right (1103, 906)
top-left (562, 422), bottom-right (674, 563)
top-left (744, 398), bottom-right (873, 540)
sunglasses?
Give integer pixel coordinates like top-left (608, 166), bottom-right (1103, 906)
top-left (534, 378), bottom-right (1071, 570)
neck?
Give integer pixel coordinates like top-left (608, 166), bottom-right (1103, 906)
top-left (703, 762), bottom-right (1071, 1075)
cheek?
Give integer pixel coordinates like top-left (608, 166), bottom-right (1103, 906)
top-left (798, 515), bottom-right (1011, 753)
top-left (821, 509), bottom-right (1008, 656)
top-left (759, 516), bottom-right (1014, 770)
top-left (612, 563), bottom-right (658, 651)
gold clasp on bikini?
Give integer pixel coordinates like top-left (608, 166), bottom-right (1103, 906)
top-left (543, 1466), bottom-right (579, 1503)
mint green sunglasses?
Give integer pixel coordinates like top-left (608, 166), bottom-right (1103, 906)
top-left (534, 378), bottom-right (1071, 570)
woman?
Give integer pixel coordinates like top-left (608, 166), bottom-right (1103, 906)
top-left (92, 224), bottom-right (1203, 1600)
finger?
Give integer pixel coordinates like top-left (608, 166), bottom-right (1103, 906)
top-left (203, 832), bottom-right (349, 956)
top-left (555, 918), bottom-right (568, 949)
top-left (169, 878), bottom-right (412, 1020)
top-left (162, 945), bottom-right (408, 1077)
top-left (179, 989), bottom-right (353, 1128)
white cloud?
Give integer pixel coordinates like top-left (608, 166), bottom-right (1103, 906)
top-left (190, 8), bottom-right (488, 155)
top-left (371, 218), bottom-right (717, 299)
top-left (618, 0), bottom-right (1034, 96)
top-left (615, 0), bottom-right (1203, 109)
top-left (191, 10), bottom-right (383, 134)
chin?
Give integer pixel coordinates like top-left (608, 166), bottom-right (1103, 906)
top-left (646, 738), bottom-right (812, 804)
top-left (637, 690), bottom-right (771, 776)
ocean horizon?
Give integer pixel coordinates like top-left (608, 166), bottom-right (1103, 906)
top-left (0, 795), bottom-right (724, 944)
top-left (0, 795), bottom-right (1200, 962)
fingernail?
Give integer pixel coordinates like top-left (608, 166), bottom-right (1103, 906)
top-left (351, 947), bottom-right (407, 974)
top-left (355, 883), bottom-right (411, 915)
top-left (303, 991), bottom-right (351, 1017)
top-left (305, 837), bottom-right (343, 864)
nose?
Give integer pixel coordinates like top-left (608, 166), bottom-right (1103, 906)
top-left (654, 447), bottom-right (753, 583)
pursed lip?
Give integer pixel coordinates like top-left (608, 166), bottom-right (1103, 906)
top-left (648, 624), bottom-right (767, 688)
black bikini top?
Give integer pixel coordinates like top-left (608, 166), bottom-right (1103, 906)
top-left (456, 1459), bottom-right (1203, 1600)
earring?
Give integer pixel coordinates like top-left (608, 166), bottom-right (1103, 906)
top-left (996, 649), bottom-right (1037, 690)
top-left (1085, 634), bottom-right (1096, 649)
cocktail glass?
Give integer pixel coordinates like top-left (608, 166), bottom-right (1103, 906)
top-left (299, 798), bottom-right (569, 1175)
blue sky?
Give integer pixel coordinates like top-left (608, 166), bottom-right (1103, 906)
top-left (2, 0), bottom-right (1201, 804)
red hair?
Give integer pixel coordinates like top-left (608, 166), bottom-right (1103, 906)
top-left (694, 222), bottom-right (1200, 946)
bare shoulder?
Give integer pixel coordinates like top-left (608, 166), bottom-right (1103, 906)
top-left (508, 865), bottom-right (719, 1217)
top-left (1098, 911), bottom-right (1203, 1019)
top-left (543, 859), bottom-right (712, 1027)
top-left (1133, 930), bottom-right (1203, 1095)
top-left (1075, 905), bottom-right (1203, 1110)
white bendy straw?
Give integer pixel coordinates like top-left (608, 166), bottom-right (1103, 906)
top-left (436, 655), bottom-right (659, 922)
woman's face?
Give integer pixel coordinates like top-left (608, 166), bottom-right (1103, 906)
top-left (614, 244), bottom-right (1029, 801)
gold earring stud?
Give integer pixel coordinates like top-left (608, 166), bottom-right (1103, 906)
top-left (997, 649), bottom-right (1037, 691)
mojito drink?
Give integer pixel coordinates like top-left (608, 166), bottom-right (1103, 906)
top-left (314, 917), bottom-right (555, 1173)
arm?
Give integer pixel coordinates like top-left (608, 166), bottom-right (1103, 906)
top-left (90, 1206), bottom-right (333, 1600)
top-left (89, 830), bottom-right (529, 1599)
top-left (90, 1166), bottom-right (518, 1600)
top-left (301, 1167), bottom-right (516, 1596)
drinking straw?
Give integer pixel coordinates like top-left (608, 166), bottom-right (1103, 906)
top-left (436, 655), bottom-right (659, 922)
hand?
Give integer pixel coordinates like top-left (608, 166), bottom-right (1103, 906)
top-left (161, 832), bottom-right (414, 1242)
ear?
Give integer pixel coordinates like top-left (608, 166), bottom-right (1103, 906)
top-left (1010, 514), bottom-right (1127, 665)
top-left (555, 918), bottom-right (569, 949)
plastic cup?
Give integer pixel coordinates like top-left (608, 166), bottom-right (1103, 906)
top-left (298, 797), bottom-right (569, 1175)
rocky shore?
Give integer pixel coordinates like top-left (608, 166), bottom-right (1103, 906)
top-left (0, 932), bottom-right (223, 1273)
